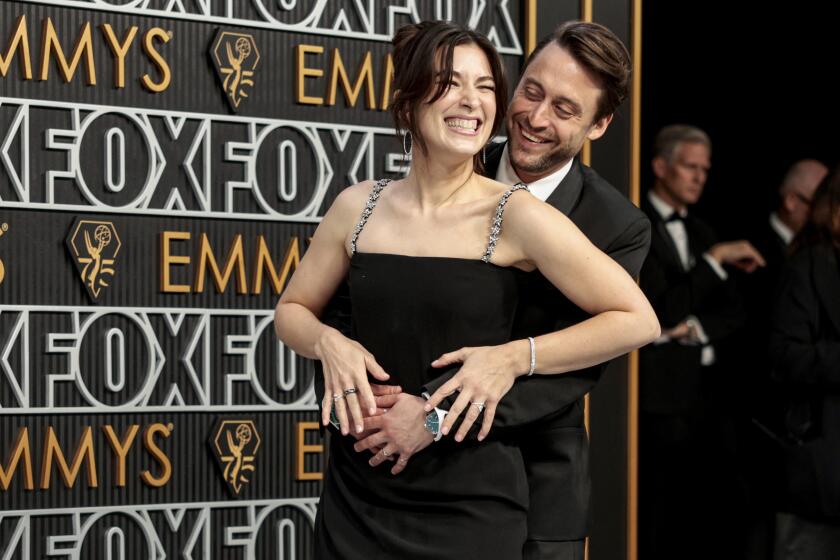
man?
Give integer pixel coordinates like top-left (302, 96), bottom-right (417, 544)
top-left (348, 22), bottom-right (651, 560)
top-left (751, 160), bottom-right (827, 274)
top-left (638, 124), bottom-right (765, 559)
top-left (736, 159), bottom-right (828, 558)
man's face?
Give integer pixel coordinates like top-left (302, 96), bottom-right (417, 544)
top-left (506, 43), bottom-right (611, 183)
top-left (652, 142), bottom-right (711, 209)
top-left (784, 189), bottom-right (816, 234)
top-left (782, 163), bottom-right (827, 233)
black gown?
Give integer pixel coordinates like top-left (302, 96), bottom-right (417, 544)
top-left (314, 179), bottom-right (530, 559)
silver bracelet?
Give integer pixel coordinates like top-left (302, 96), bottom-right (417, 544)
top-left (527, 337), bottom-right (536, 376)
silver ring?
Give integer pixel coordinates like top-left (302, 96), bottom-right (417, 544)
top-left (343, 387), bottom-right (358, 396)
top-left (470, 401), bottom-right (486, 413)
top-left (382, 449), bottom-right (390, 457)
top-left (332, 393), bottom-right (344, 401)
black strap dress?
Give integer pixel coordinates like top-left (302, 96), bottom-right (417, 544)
top-left (314, 179), bottom-right (530, 559)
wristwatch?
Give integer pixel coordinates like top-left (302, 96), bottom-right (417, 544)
top-left (424, 407), bottom-right (448, 442)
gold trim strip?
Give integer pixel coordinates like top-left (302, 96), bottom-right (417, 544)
top-left (525, 0), bottom-right (538, 55)
top-left (628, 1), bottom-right (643, 559)
top-left (581, 0), bottom-right (593, 23)
top-left (580, 0), bottom-right (593, 166)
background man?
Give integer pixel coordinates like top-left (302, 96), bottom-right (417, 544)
top-left (736, 159), bottom-right (828, 558)
top-left (638, 124), bottom-right (765, 560)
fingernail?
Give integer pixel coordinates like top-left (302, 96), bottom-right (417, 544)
top-left (478, 435), bottom-right (485, 442)
top-left (369, 407), bottom-right (376, 415)
top-left (442, 426), bottom-right (449, 435)
top-left (356, 425), bottom-right (363, 433)
top-left (431, 360), bottom-right (438, 365)
top-left (455, 434), bottom-right (463, 442)
top-left (369, 459), bottom-right (376, 466)
top-left (424, 404), bottom-right (432, 412)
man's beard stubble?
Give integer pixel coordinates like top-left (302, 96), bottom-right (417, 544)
top-left (510, 143), bottom-right (578, 175)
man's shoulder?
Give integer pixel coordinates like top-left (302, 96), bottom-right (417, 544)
top-left (576, 164), bottom-right (647, 229)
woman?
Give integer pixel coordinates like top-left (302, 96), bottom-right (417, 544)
top-left (275, 21), bottom-right (659, 558)
top-left (770, 165), bottom-right (840, 557)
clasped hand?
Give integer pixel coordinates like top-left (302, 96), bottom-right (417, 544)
top-left (327, 341), bottom-right (521, 474)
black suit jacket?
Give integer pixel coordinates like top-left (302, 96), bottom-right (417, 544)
top-left (423, 142), bottom-right (651, 540)
top-left (733, 219), bottom-right (789, 427)
top-left (638, 198), bottom-right (743, 415)
top-left (770, 244), bottom-right (840, 520)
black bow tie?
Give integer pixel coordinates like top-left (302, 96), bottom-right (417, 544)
top-left (665, 212), bottom-right (685, 223)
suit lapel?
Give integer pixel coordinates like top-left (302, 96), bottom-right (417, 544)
top-left (813, 246), bottom-right (840, 335)
top-left (545, 158), bottom-right (584, 215)
top-left (642, 198), bottom-right (685, 271)
top-left (483, 141), bottom-right (506, 179)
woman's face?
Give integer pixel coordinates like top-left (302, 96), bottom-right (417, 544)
top-left (414, 43), bottom-right (497, 162)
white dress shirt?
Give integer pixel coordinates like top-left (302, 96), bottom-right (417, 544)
top-left (495, 144), bottom-right (573, 201)
top-left (769, 212), bottom-right (794, 246)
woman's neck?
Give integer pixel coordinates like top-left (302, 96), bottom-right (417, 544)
top-left (405, 153), bottom-right (476, 212)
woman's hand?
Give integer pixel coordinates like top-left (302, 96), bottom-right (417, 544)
top-left (424, 341), bottom-right (528, 441)
top-left (315, 327), bottom-right (390, 435)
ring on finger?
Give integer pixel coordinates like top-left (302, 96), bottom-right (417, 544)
top-left (332, 393), bottom-right (344, 402)
top-left (382, 449), bottom-right (391, 457)
top-left (469, 401), bottom-right (486, 413)
top-left (343, 387), bottom-right (358, 396)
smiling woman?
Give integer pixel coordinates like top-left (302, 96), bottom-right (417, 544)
top-left (389, 20), bottom-right (507, 174)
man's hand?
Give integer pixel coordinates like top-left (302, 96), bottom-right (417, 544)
top-left (345, 383), bottom-right (402, 441)
top-left (662, 321), bottom-right (698, 343)
top-left (424, 342), bottom-right (527, 442)
top-left (706, 240), bottom-right (766, 273)
top-left (353, 394), bottom-right (433, 475)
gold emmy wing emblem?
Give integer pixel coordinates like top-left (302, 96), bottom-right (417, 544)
top-left (66, 219), bottom-right (121, 301)
top-left (0, 222), bottom-right (8, 285)
top-left (212, 420), bottom-right (261, 495)
top-left (211, 30), bottom-right (260, 111)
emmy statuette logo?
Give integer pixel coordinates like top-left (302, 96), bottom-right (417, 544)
top-left (210, 419), bottom-right (261, 495)
top-left (66, 219), bottom-right (122, 301)
top-left (210, 30), bottom-right (260, 112)
top-left (0, 222), bottom-right (8, 286)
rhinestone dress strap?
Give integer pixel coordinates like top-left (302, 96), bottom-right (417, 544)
top-left (481, 183), bottom-right (530, 263)
top-left (350, 178), bottom-right (392, 256)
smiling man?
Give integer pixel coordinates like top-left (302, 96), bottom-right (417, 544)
top-left (415, 21), bottom-right (653, 560)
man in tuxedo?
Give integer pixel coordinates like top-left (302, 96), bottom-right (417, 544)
top-left (736, 159), bottom-right (828, 558)
top-left (349, 21), bottom-right (652, 560)
top-left (638, 124), bottom-right (765, 559)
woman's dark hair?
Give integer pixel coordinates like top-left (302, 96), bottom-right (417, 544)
top-left (792, 164), bottom-right (840, 253)
top-left (390, 21), bottom-right (508, 172)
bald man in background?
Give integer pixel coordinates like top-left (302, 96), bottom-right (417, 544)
top-left (734, 159), bottom-right (829, 559)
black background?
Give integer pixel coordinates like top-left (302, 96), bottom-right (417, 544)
top-left (643, 0), bottom-right (840, 238)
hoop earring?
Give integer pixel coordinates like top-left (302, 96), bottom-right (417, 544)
top-left (403, 130), bottom-right (412, 157)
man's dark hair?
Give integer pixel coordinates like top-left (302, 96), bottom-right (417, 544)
top-left (390, 21), bottom-right (508, 173)
top-left (525, 21), bottom-right (630, 122)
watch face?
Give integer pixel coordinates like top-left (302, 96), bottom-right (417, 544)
top-left (424, 411), bottom-right (440, 435)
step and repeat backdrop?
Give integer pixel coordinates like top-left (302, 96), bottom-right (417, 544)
top-left (0, 1), bottom-right (527, 558)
